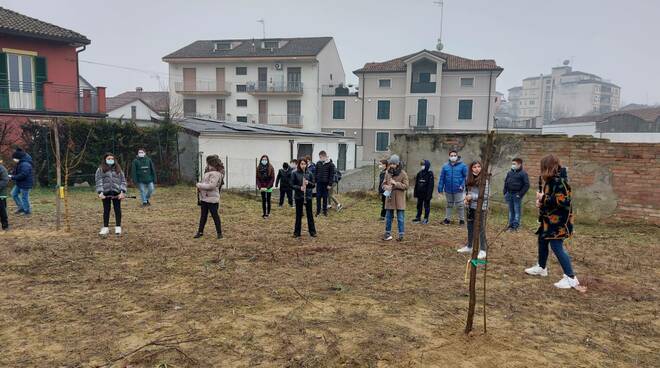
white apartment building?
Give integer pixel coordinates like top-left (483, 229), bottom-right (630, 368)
top-left (163, 37), bottom-right (345, 131)
top-left (512, 64), bottom-right (620, 124)
top-left (320, 50), bottom-right (502, 161)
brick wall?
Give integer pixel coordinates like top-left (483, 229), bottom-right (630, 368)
top-left (390, 134), bottom-right (660, 225)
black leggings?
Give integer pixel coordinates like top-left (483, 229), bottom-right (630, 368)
top-left (102, 192), bottom-right (121, 227)
top-left (380, 194), bottom-right (387, 218)
top-left (261, 191), bottom-right (272, 215)
top-left (198, 201), bottom-right (222, 235)
top-left (279, 188), bottom-right (293, 206)
top-left (294, 197), bottom-right (316, 236)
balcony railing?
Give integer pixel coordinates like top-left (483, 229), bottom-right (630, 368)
top-left (408, 114), bottom-right (436, 130)
top-left (184, 112), bottom-right (227, 120)
top-left (410, 82), bottom-right (436, 93)
top-left (174, 81), bottom-right (232, 95)
top-left (246, 113), bottom-right (303, 126)
top-left (247, 81), bottom-right (303, 95)
top-left (494, 118), bottom-right (540, 129)
top-left (0, 80), bottom-right (103, 114)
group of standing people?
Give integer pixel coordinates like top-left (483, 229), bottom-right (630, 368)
top-left (377, 151), bottom-right (579, 289)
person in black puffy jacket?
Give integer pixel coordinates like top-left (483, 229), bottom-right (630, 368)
top-left (377, 159), bottom-right (388, 220)
top-left (503, 157), bottom-right (530, 231)
top-left (314, 151), bottom-right (335, 217)
top-left (413, 160), bottom-right (434, 224)
top-left (291, 159), bottom-right (317, 238)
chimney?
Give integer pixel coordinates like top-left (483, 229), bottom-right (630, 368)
top-left (136, 87), bottom-right (143, 92)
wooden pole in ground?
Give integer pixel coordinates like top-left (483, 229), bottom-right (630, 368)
top-left (53, 118), bottom-right (62, 231)
top-left (465, 130), bottom-right (495, 334)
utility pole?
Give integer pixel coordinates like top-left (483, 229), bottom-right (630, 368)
top-left (433, 1), bottom-right (445, 51)
top-left (53, 118), bottom-right (62, 231)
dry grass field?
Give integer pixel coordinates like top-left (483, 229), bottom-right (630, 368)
top-left (0, 186), bottom-right (658, 367)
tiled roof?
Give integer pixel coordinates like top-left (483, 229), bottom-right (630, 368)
top-left (353, 50), bottom-right (502, 74)
top-left (106, 91), bottom-right (169, 114)
top-left (549, 107), bottom-right (660, 125)
top-left (0, 7), bottom-right (90, 45)
top-left (163, 37), bottom-right (333, 59)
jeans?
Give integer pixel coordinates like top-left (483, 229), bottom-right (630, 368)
top-left (279, 188), bottom-right (293, 206)
top-left (505, 192), bottom-right (522, 229)
top-left (538, 237), bottom-right (575, 277)
top-left (261, 191), bottom-right (272, 215)
top-left (294, 197), bottom-right (316, 235)
top-left (316, 182), bottom-right (330, 215)
top-left (380, 195), bottom-right (387, 218)
top-left (11, 186), bottom-right (31, 214)
top-left (385, 209), bottom-right (405, 235)
top-left (466, 208), bottom-right (487, 251)
top-left (0, 198), bottom-right (8, 229)
top-left (444, 192), bottom-right (464, 221)
top-left (415, 198), bottom-right (431, 220)
top-left (198, 201), bottom-right (222, 235)
top-left (137, 182), bottom-right (155, 204)
top-left (102, 192), bottom-right (121, 227)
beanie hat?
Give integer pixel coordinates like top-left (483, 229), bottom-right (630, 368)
top-left (12, 148), bottom-right (26, 160)
top-left (388, 154), bottom-right (400, 165)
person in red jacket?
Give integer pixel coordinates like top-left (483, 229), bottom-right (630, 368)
top-left (256, 154), bottom-right (275, 218)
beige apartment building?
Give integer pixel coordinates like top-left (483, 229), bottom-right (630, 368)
top-left (321, 50), bottom-right (502, 161)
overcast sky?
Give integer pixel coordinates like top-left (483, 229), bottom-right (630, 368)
top-left (5, 0), bottom-right (659, 104)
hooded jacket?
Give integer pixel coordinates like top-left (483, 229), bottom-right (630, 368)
top-left (414, 160), bottom-right (435, 200)
top-left (95, 166), bottom-right (127, 194)
top-left (276, 164), bottom-right (293, 189)
top-left (437, 158), bottom-right (467, 194)
top-left (131, 155), bottom-right (156, 184)
top-left (197, 168), bottom-right (224, 204)
top-left (11, 150), bottom-right (34, 189)
top-left (256, 156), bottom-right (275, 189)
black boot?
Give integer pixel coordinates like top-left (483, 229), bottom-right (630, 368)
top-left (217, 233), bottom-right (223, 239)
top-left (193, 232), bottom-right (203, 238)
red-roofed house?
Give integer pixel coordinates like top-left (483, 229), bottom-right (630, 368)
top-left (320, 50), bottom-right (503, 160)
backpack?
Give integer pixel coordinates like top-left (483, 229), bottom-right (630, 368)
top-left (333, 169), bottom-right (342, 183)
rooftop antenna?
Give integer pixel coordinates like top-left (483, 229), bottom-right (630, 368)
top-left (257, 19), bottom-right (265, 39)
top-left (433, 0), bottom-right (444, 51)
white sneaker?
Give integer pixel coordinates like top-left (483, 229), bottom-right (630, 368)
top-left (99, 227), bottom-right (109, 236)
top-left (525, 264), bottom-right (548, 277)
top-left (336, 203), bottom-right (343, 212)
top-left (115, 226), bottom-right (122, 235)
top-left (457, 245), bottom-right (472, 253)
top-left (554, 274), bottom-right (580, 289)
top-left (478, 250), bottom-right (487, 260)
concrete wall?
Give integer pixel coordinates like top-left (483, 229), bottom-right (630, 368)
top-left (389, 133), bottom-right (660, 225)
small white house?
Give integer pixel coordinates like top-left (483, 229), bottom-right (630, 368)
top-left (178, 117), bottom-right (356, 188)
top-left (106, 89), bottom-right (169, 126)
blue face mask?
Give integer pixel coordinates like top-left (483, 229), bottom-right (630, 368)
top-left (261, 159), bottom-right (268, 165)
top-left (106, 159), bottom-right (115, 165)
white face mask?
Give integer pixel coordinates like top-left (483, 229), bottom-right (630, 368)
top-left (106, 159), bottom-right (115, 165)
top-left (420, 165), bottom-right (425, 170)
top-left (138, 152), bottom-right (145, 158)
top-left (261, 159), bottom-right (268, 165)
top-left (13, 158), bottom-right (19, 163)
top-left (449, 156), bottom-right (458, 162)
top-left (512, 164), bottom-right (519, 170)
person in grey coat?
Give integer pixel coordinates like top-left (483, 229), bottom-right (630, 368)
top-left (0, 161), bottom-right (9, 230)
top-left (457, 160), bottom-right (489, 259)
top-left (95, 153), bottom-right (127, 236)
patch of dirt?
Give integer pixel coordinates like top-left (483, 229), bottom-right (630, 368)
top-left (0, 186), bottom-right (658, 367)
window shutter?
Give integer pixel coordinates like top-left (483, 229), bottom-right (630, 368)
top-left (34, 56), bottom-right (47, 110)
top-left (0, 53), bottom-right (8, 109)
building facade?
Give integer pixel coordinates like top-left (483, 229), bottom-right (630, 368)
top-left (163, 37), bottom-right (344, 131)
top-left (106, 88), bottom-right (169, 126)
top-left (321, 50), bottom-right (502, 161)
top-left (510, 64), bottom-right (620, 125)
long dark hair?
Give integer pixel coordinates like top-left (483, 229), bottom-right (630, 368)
top-left (206, 155), bottom-right (224, 173)
top-left (540, 154), bottom-right (561, 182)
top-left (100, 153), bottom-right (121, 173)
top-left (466, 160), bottom-right (483, 188)
top-left (296, 158), bottom-right (308, 172)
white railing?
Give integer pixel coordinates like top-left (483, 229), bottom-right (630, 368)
top-left (174, 80), bottom-right (232, 93)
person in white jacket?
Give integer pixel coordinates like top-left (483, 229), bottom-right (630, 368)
top-left (194, 155), bottom-right (225, 239)
top-left (457, 160), bottom-right (489, 259)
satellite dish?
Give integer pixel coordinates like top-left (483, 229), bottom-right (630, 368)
top-left (563, 59), bottom-right (570, 66)
top-left (436, 39), bottom-right (444, 51)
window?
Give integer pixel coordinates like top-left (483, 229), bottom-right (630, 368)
top-left (529, 100), bottom-right (535, 105)
top-left (131, 106), bottom-right (137, 120)
top-left (287, 100), bottom-right (302, 125)
top-left (236, 84), bottom-right (247, 92)
top-left (460, 77), bottom-right (474, 87)
top-left (378, 79), bottom-right (391, 88)
top-left (377, 100), bottom-right (390, 120)
top-left (183, 99), bottom-right (196, 117)
top-left (332, 100), bottom-right (345, 119)
top-left (375, 131), bottom-right (390, 152)
top-left (236, 67), bottom-right (247, 75)
top-left (458, 100), bottom-right (473, 120)
top-left (263, 40), bottom-right (279, 49)
top-left (215, 42), bottom-right (231, 50)
top-left (419, 72), bottom-right (431, 83)
top-left (237, 116), bottom-right (248, 123)
top-left (7, 54), bottom-right (34, 93)
top-left (237, 99), bottom-right (247, 107)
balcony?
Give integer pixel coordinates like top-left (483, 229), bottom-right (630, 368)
top-left (410, 82), bottom-right (436, 94)
top-left (246, 113), bottom-right (303, 127)
top-left (185, 112), bottom-right (226, 120)
top-left (321, 84), bottom-right (358, 96)
top-left (0, 80), bottom-right (105, 115)
top-left (247, 81), bottom-right (303, 96)
top-left (174, 81), bottom-right (231, 96)
top-left (408, 114), bottom-right (435, 130)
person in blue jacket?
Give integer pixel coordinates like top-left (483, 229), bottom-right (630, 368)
top-left (10, 148), bottom-right (34, 216)
top-left (437, 150), bottom-right (467, 225)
